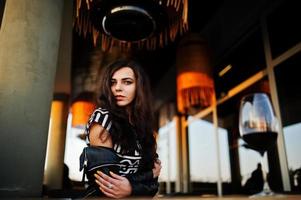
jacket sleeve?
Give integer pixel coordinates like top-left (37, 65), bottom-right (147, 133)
top-left (129, 177), bottom-right (159, 196)
top-left (127, 153), bottom-right (160, 182)
top-left (126, 170), bottom-right (159, 196)
top-left (126, 170), bottom-right (153, 182)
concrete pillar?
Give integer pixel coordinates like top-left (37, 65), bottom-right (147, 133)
top-left (175, 114), bottom-right (191, 193)
top-left (175, 115), bottom-right (183, 192)
top-left (181, 115), bottom-right (191, 193)
top-left (0, 0), bottom-right (64, 197)
top-left (43, 0), bottom-right (73, 190)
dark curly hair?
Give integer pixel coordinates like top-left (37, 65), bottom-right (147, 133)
top-left (97, 58), bottom-right (157, 170)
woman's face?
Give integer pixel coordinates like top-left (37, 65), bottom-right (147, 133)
top-left (111, 67), bottom-right (137, 107)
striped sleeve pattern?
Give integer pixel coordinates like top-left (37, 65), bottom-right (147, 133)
top-left (84, 108), bottom-right (112, 144)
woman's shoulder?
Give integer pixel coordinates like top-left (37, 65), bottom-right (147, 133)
top-left (85, 107), bottom-right (114, 146)
top-left (93, 107), bottom-right (110, 113)
top-left (88, 107), bottom-right (112, 126)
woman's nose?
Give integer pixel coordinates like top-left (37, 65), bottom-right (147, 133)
top-left (114, 82), bottom-right (122, 91)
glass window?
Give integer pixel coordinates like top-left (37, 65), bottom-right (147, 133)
top-left (267, 1), bottom-right (301, 59)
top-left (217, 127), bottom-right (232, 183)
top-left (275, 52), bottom-right (301, 192)
top-left (216, 77), bottom-right (285, 192)
top-left (188, 114), bottom-right (231, 193)
top-left (157, 119), bottom-right (178, 191)
top-left (214, 28), bottom-right (266, 99)
top-left (64, 113), bottom-right (87, 181)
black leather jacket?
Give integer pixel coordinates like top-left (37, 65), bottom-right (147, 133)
top-left (80, 146), bottom-right (159, 197)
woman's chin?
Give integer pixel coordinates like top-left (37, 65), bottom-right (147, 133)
top-left (116, 102), bottom-right (129, 107)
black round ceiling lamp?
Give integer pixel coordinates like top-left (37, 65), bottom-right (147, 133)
top-left (101, 5), bottom-right (157, 42)
top-left (74, 0), bottom-right (188, 51)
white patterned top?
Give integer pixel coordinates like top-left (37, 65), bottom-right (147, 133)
top-left (85, 108), bottom-right (142, 176)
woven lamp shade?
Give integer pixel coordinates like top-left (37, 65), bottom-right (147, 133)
top-left (74, 0), bottom-right (188, 51)
top-left (71, 101), bottom-right (96, 128)
top-left (71, 92), bottom-right (96, 128)
top-left (176, 33), bottom-right (215, 114)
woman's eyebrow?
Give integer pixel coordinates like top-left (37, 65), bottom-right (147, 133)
top-left (122, 77), bottom-right (134, 81)
top-left (111, 77), bottom-right (133, 80)
top-left (111, 77), bottom-right (134, 81)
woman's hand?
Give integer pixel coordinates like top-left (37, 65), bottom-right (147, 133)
top-left (152, 159), bottom-right (162, 178)
top-left (94, 171), bottom-right (132, 198)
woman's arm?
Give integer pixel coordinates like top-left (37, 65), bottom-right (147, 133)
top-left (95, 171), bottom-right (159, 198)
top-left (126, 158), bottom-right (161, 182)
top-left (95, 171), bottom-right (132, 198)
top-left (93, 160), bottom-right (161, 198)
top-left (125, 159), bottom-right (161, 196)
top-left (89, 124), bottom-right (112, 147)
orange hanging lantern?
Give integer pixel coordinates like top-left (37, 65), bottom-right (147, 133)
top-left (71, 92), bottom-right (96, 128)
top-left (176, 33), bottom-right (215, 114)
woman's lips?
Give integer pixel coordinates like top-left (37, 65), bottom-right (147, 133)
top-left (115, 95), bottom-right (125, 101)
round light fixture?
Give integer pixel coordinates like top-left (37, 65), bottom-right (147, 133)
top-left (102, 6), bottom-right (157, 42)
top-left (75, 0), bottom-right (188, 51)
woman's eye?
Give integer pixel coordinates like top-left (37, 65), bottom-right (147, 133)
top-left (124, 81), bottom-right (132, 85)
top-left (110, 80), bottom-right (116, 85)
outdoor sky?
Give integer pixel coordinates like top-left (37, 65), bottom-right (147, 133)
top-left (157, 118), bottom-right (301, 185)
top-left (63, 114), bottom-right (301, 183)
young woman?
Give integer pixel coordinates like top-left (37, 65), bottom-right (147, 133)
top-left (84, 59), bottom-right (161, 198)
